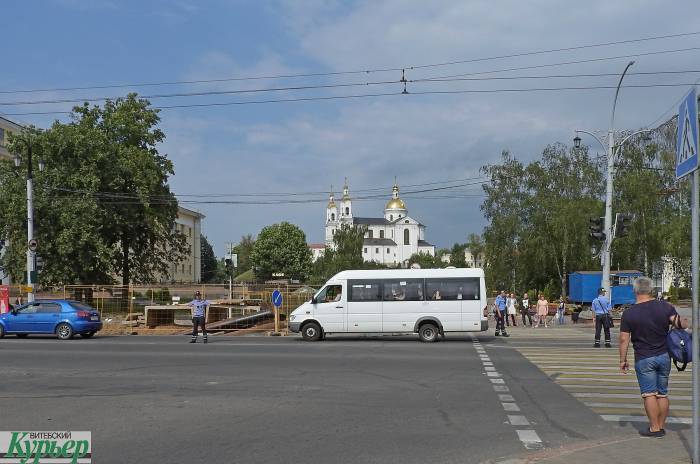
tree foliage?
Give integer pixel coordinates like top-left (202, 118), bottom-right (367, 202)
top-left (233, 233), bottom-right (255, 276)
top-left (0, 94), bottom-right (185, 285)
top-left (200, 235), bottom-right (220, 282)
top-left (250, 222), bottom-right (312, 281)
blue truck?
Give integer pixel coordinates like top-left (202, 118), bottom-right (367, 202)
top-left (568, 270), bottom-right (642, 307)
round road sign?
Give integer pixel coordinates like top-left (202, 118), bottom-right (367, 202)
top-left (28, 239), bottom-right (38, 252)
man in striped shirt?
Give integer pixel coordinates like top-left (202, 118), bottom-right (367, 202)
top-left (188, 291), bottom-right (210, 344)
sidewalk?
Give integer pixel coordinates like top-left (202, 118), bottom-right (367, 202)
top-left (491, 428), bottom-right (692, 463)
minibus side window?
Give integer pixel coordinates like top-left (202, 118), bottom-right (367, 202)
top-left (426, 278), bottom-right (480, 301)
top-left (315, 285), bottom-right (342, 303)
top-left (348, 280), bottom-right (382, 302)
top-left (382, 279), bottom-right (424, 301)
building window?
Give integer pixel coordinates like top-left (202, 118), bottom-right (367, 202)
top-left (364, 248), bottom-right (367, 253)
top-left (380, 230), bottom-right (384, 238)
top-left (189, 264), bottom-right (192, 274)
top-left (375, 248), bottom-right (379, 253)
top-left (331, 213), bottom-right (335, 221)
top-left (386, 248), bottom-right (390, 253)
top-left (189, 227), bottom-right (192, 237)
top-left (404, 229), bottom-right (410, 245)
top-left (0, 128), bottom-right (4, 146)
top-left (390, 215), bottom-right (393, 221)
top-left (345, 207), bottom-right (349, 215)
top-left (404, 220), bottom-right (409, 224)
top-left (368, 230), bottom-right (374, 238)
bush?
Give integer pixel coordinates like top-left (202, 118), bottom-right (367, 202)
top-left (668, 286), bottom-right (680, 304)
top-left (678, 287), bottom-right (692, 300)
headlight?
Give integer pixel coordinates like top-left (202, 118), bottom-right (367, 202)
top-left (290, 315), bottom-right (296, 321)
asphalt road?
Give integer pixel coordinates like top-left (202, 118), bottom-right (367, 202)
top-left (0, 333), bottom-right (621, 464)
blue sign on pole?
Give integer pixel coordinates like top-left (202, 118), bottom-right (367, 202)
top-left (676, 87), bottom-right (699, 179)
top-left (271, 289), bottom-right (283, 308)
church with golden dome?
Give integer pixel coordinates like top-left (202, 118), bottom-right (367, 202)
top-left (324, 180), bottom-right (435, 266)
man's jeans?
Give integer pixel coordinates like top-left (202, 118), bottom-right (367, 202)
top-left (192, 316), bottom-right (207, 340)
top-left (495, 311), bottom-right (506, 333)
top-left (635, 353), bottom-right (671, 397)
top-left (594, 314), bottom-right (610, 345)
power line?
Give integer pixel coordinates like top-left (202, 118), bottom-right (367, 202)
top-left (2, 30), bottom-right (699, 95)
top-left (7, 68), bottom-right (700, 108)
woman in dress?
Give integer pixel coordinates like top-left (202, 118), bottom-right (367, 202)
top-left (535, 294), bottom-right (549, 328)
top-left (507, 293), bottom-right (518, 327)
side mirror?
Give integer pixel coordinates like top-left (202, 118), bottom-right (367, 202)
top-left (11, 309), bottom-right (18, 316)
top-left (311, 297), bottom-right (317, 305)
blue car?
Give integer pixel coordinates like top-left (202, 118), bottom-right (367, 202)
top-left (0, 300), bottom-right (102, 340)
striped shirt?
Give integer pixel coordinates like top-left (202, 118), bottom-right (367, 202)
top-left (189, 299), bottom-right (210, 317)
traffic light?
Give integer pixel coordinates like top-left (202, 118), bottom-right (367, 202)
top-left (615, 213), bottom-right (633, 238)
top-left (589, 217), bottom-right (605, 241)
top-left (224, 258), bottom-right (233, 274)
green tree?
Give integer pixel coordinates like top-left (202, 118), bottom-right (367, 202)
top-left (200, 234), bottom-right (220, 282)
top-left (465, 233), bottom-right (485, 267)
top-left (310, 224), bottom-right (368, 282)
top-left (408, 252), bottom-right (444, 269)
top-left (233, 233), bottom-right (255, 276)
top-left (250, 222), bottom-right (312, 281)
top-left (0, 96), bottom-right (185, 285)
top-left (449, 243), bottom-right (467, 267)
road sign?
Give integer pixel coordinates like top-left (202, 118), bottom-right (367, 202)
top-left (28, 239), bottom-right (38, 252)
top-left (676, 87), bottom-right (699, 179)
top-left (271, 289), bottom-right (283, 308)
top-left (20, 285), bottom-right (33, 293)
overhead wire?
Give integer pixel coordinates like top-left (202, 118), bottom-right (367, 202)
top-left (3, 30), bottom-right (700, 95)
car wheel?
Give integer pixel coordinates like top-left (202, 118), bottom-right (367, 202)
top-left (56, 323), bottom-right (74, 340)
top-left (301, 322), bottom-right (322, 342)
top-left (16, 334), bottom-right (28, 339)
top-left (0, 325), bottom-right (4, 339)
top-left (80, 332), bottom-right (94, 338)
top-left (418, 323), bottom-right (439, 343)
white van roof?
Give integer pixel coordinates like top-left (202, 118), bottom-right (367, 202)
top-left (329, 268), bottom-right (484, 281)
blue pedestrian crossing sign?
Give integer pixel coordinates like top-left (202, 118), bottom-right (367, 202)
top-left (271, 289), bottom-right (283, 308)
top-left (676, 87), bottom-right (699, 179)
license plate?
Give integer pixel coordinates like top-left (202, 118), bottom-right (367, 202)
top-left (90, 316), bottom-right (99, 321)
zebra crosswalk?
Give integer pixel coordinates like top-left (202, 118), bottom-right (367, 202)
top-left (506, 325), bottom-right (693, 425)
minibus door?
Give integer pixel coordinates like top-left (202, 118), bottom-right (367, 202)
top-left (313, 283), bottom-right (346, 333)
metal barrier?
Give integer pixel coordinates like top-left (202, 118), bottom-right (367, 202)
top-left (23, 283), bottom-right (319, 336)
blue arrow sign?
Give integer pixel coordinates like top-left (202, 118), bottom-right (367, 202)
top-left (271, 289), bottom-right (283, 308)
top-left (676, 87), bottom-right (699, 179)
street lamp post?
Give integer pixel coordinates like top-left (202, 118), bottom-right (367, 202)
top-left (573, 60), bottom-right (640, 296)
top-left (13, 137), bottom-right (44, 303)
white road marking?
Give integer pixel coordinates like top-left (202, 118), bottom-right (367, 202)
top-left (584, 402), bottom-right (693, 411)
top-left (573, 392), bottom-right (692, 400)
top-left (498, 394), bottom-right (515, 402)
top-left (502, 402), bottom-right (521, 412)
top-left (508, 415), bottom-right (531, 426)
top-left (601, 415), bottom-right (692, 424)
top-left (516, 430), bottom-right (543, 450)
top-left (487, 371), bottom-right (501, 377)
top-left (485, 366), bottom-right (496, 371)
top-left (493, 385), bottom-right (510, 392)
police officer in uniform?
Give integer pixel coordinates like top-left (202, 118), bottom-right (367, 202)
top-left (188, 291), bottom-right (210, 344)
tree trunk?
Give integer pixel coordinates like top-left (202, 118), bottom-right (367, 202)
top-left (121, 232), bottom-right (130, 286)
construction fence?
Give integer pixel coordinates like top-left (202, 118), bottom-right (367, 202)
top-left (8, 283), bottom-right (317, 336)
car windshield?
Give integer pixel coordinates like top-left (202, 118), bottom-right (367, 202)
top-left (69, 301), bottom-right (96, 312)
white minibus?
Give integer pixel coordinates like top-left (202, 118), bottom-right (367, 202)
top-left (289, 268), bottom-right (488, 342)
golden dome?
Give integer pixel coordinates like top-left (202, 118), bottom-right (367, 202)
top-left (385, 198), bottom-right (406, 210)
top-left (328, 200), bottom-right (336, 209)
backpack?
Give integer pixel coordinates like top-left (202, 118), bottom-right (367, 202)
top-left (667, 315), bottom-right (693, 372)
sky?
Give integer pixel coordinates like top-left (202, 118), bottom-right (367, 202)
top-left (2, 0), bottom-right (699, 256)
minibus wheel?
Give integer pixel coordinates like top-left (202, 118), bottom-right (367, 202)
top-left (301, 322), bottom-right (322, 342)
top-left (418, 323), bottom-right (439, 343)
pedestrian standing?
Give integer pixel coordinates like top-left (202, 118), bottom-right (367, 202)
top-left (494, 290), bottom-right (509, 337)
top-left (557, 298), bottom-right (566, 325)
top-left (520, 293), bottom-right (532, 327)
top-left (592, 288), bottom-right (612, 348)
top-left (534, 294), bottom-right (549, 328)
top-left (188, 290), bottom-right (210, 344)
top-left (619, 276), bottom-right (689, 437)
top-left (507, 293), bottom-right (518, 327)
